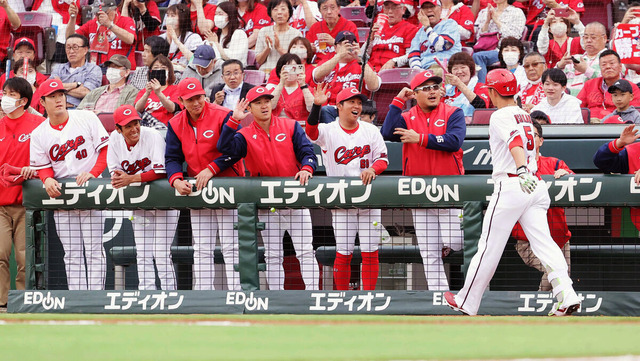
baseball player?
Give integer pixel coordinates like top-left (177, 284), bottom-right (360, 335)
top-left (107, 104), bottom-right (179, 290)
top-left (218, 86), bottom-right (319, 290)
top-left (305, 85), bottom-right (388, 290)
top-left (444, 69), bottom-right (581, 316)
top-left (593, 124), bottom-right (640, 230)
top-left (381, 69), bottom-right (465, 291)
top-left (30, 78), bottom-right (110, 290)
top-left (165, 78), bottom-right (245, 291)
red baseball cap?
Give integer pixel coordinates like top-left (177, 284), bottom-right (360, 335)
top-left (603, 115), bottom-right (632, 124)
top-left (245, 86), bottom-right (274, 103)
top-left (39, 78), bottom-right (67, 97)
top-left (409, 70), bottom-right (442, 90)
top-left (383, 0), bottom-right (403, 4)
top-left (114, 104), bottom-right (141, 126)
top-left (419, 0), bottom-right (440, 6)
top-left (177, 77), bottom-right (205, 100)
top-left (14, 37), bottom-right (35, 51)
top-left (336, 87), bottom-right (368, 104)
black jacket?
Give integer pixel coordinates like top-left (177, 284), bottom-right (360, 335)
top-left (209, 82), bottom-right (255, 106)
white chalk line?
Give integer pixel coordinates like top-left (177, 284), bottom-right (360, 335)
top-left (0, 320), bottom-right (252, 326)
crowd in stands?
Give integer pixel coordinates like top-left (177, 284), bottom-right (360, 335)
top-left (1, 0), bottom-right (640, 298)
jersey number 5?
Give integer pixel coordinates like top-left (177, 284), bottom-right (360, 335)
top-left (522, 125), bottom-right (535, 151)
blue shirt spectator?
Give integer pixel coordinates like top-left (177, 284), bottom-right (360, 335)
top-left (408, 0), bottom-right (460, 69)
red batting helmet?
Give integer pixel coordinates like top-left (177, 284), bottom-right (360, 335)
top-left (482, 69), bottom-right (518, 96)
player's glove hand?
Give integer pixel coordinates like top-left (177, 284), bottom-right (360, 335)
top-left (517, 166), bottom-right (537, 194)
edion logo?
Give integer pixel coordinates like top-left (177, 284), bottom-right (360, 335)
top-left (226, 292), bottom-right (269, 311)
top-left (24, 291), bottom-right (65, 310)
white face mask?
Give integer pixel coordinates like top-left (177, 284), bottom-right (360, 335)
top-left (502, 51), bottom-right (520, 67)
top-left (550, 22), bottom-right (567, 37)
top-left (106, 67), bottom-right (124, 84)
top-left (214, 15), bottom-right (229, 29)
top-left (26, 72), bottom-right (36, 86)
top-left (1, 96), bottom-right (21, 114)
top-left (290, 49), bottom-right (307, 61)
top-left (165, 17), bottom-right (178, 28)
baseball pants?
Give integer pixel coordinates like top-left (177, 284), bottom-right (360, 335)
top-left (332, 208), bottom-right (382, 255)
top-left (0, 205), bottom-right (26, 305)
top-left (53, 210), bottom-right (105, 290)
top-left (454, 178), bottom-right (575, 315)
top-left (190, 208), bottom-right (240, 290)
top-left (260, 208), bottom-right (318, 290)
top-left (131, 209), bottom-right (179, 290)
top-left (412, 208), bottom-right (464, 291)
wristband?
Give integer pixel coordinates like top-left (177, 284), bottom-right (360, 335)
top-left (516, 165), bottom-right (528, 174)
top-left (300, 85), bottom-right (309, 90)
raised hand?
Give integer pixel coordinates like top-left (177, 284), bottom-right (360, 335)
top-left (618, 124), bottom-right (639, 147)
top-left (313, 83), bottom-right (330, 105)
top-left (396, 87), bottom-right (415, 102)
top-left (233, 98), bottom-right (250, 120)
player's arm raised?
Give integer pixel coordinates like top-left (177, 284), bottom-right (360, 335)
top-left (305, 83), bottom-right (330, 142)
top-left (291, 122), bottom-right (317, 186)
top-left (381, 88), bottom-right (413, 141)
top-left (217, 99), bottom-right (250, 158)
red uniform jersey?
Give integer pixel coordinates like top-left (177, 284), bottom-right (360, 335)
top-left (525, 0), bottom-right (585, 26)
top-left (306, 16), bottom-right (359, 64)
top-left (190, 4), bottom-right (216, 36)
top-left (241, 3), bottom-right (272, 37)
top-left (577, 77), bottom-right (640, 120)
top-left (368, 20), bottom-right (418, 71)
top-left (511, 155), bottom-right (573, 247)
top-left (0, 8), bottom-right (19, 60)
top-left (135, 85), bottom-right (181, 126)
top-left (543, 35), bottom-right (583, 68)
top-left (447, 5), bottom-right (475, 46)
top-left (0, 112), bottom-right (45, 206)
top-left (135, 0), bottom-right (162, 51)
top-left (31, 0), bottom-right (82, 25)
top-left (76, 14), bottom-right (138, 69)
top-left (273, 87), bottom-right (310, 123)
top-left (520, 81), bottom-right (546, 106)
top-left (314, 60), bottom-right (373, 105)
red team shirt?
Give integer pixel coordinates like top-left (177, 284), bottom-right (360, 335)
top-left (525, 0), bottom-right (585, 26)
top-left (241, 3), bottom-right (273, 37)
top-left (31, 0), bottom-right (82, 26)
top-left (446, 5), bottom-right (475, 46)
top-left (368, 20), bottom-right (418, 71)
top-left (190, 4), bottom-right (217, 36)
top-left (135, 85), bottom-right (181, 126)
top-left (76, 14), bottom-right (138, 69)
top-left (543, 36), bottom-right (583, 68)
top-left (273, 87), bottom-right (311, 123)
top-left (314, 60), bottom-right (375, 105)
top-left (0, 8), bottom-right (20, 60)
top-left (519, 82), bottom-right (545, 106)
top-left (267, 63), bottom-right (316, 87)
top-left (136, 0), bottom-right (162, 51)
top-left (306, 16), bottom-right (359, 64)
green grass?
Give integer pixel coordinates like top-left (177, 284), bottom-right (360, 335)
top-left (1, 314), bottom-right (639, 360)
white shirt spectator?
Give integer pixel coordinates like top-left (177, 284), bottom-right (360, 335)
top-left (475, 5), bottom-right (526, 40)
top-left (532, 93), bottom-right (584, 124)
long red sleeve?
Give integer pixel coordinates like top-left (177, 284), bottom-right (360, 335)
top-left (371, 159), bottom-right (388, 175)
top-left (38, 167), bottom-right (55, 183)
top-left (89, 146), bottom-right (108, 177)
top-left (140, 170), bottom-right (165, 183)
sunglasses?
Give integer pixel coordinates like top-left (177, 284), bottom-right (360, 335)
top-left (415, 84), bottom-right (440, 92)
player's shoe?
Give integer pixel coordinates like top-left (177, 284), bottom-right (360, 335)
top-left (444, 292), bottom-right (470, 315)
top-left (548, 292), bottom-right (581, 316)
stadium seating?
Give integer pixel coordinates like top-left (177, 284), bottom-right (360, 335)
top-left (15, 12), bottom-right (56, 72)
top-left (470, 108), bottom-right (496, 125)
top-left (97, 112), bottom-right (116, 133)
top-left (357, 27), bottom-right (370, 45)
top-left (244, 69), bottom-right (266, 85)
top-left (581, 107), bottom-right (591, 124)
top-left (246, 49), bottom-right (258, 70)
top-left (373, 68), bottom-right (424, 122)
top-left (339, 6), bottom-right (370, 27)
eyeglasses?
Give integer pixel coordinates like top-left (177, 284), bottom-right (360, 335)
top-left (320, 5), bottom-right (338, 12)
top-left (415, 84), bottom-right (440, 92)
top-left (223, 71), bottom-right (243, 78)
top-left (65, 44), bottom-right (87, 51)
top-left (523, 62), bottom-right (545, 69)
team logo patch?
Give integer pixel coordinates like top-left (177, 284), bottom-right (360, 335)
top-left (350, 88), bottom-right (358, 94)
top-left (123, 109), bottom-right (132, 116)
top-left (275, 133), bottom-right (286, 142)
top-left (50, 81), bottom-right (59, 88)
top-left (187, 83), bottom-right (196, 90)
top-left (256, 88), bottom-right (265, 93)
top-left (18, 134), bottom-right (30, 142)
top-left (203, 130), bottom-right (215, 138)
top-left (434, 119), bottom-right (445, 127)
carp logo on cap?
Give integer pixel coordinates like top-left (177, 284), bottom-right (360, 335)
top-left (187, 83), bottom-right (196, 90)
top-left (350, 88), bottom-right (358, 94)
top-left (50, 81), bottom-right (59, 88)
top-left (123, 109), bottom-right (132, 116)
top-left (256, 88), bottom-right (265, 93)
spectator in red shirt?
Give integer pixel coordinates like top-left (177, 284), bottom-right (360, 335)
top-left (521, 0), bottom-right (585, 45)
top-left (536, 8), bottom-right (584, 68)
top-left (67, 0), bottom-right (137, 70)
top-left (441, 0), bottom-right (475, 46)
top-left (270, 53), bottom-right (315, 125)
top-left (306, 0), bottom-right (359, 64)
top-left (135, 55), bottom-right (181, 128)
top-left (0, 0), bottom-right (21, 63)
top-left (266, 37), bottom-right (316, 88)
top-left (577, 50), bottom-right (640, 122)
top-left (366, 0), bottom-right (419, 71)
top-left (232, 0), bottom-right (273, 48)
top-left (188, 0), bottom-right (216, 36)
top-left (120, 0), bottom-right (162, 52)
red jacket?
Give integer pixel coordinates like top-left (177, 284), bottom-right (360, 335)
top-left (577, 77), bottom-right (640, 120)
top-left (0, 112), bottom-right (45, 206)
top-left (306, 16), bottom-right (358, 64)
top-left (165, 102), bottom-right (244, 186)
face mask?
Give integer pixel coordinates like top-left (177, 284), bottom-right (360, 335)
top-left (106, 67), bottom-right (124, 84)
top-left (165, 17), bottom-right (178, 28)
top-left (1, 96), bottom-right (20, 114)
top-left (550, 22), bottom-right (567, 37)
top-left (290, 49), bottom-right (307, 61)
top-left (502, 51), bottom-right (520, 66)
top-left (26, 72), bottom-right (36, 86)
top-left (214, 15), bottom-right (228, 29)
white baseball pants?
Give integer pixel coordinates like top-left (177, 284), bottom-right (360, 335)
top-left (131, 209), bottom-right (179, 290)
top-left (454, 178), bottom-right (575, 315)
top-left (190, 208), bottom-right (240, 290)
top-left (260, 208), bottom-right (318, 290)
top-left (53, 210), bottom-right (105, 290)
top-left (412, 208), bottom-right (464, 291)
top-left (332, 208), bottom-right (382, 255)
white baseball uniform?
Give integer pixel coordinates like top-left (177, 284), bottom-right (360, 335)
top-left (30, 110), bottom-right (109, 290)
top-left (107, 126), bottom-right (179, 290)
top-left (452, 105), bottom-right (578, 315)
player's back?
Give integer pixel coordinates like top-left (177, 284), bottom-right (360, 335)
top-left (488, 105), bottom-right (538, 181)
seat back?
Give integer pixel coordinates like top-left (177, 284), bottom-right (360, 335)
top-left (97, 113), bottom-right (116, 133)
top-left (471, 108), bottom-right (497, 125)
top-left (134, 51), bottom-right (144, 68)
top-left (246, 50), bottom-right (258, 70)
top-left (581, 107), bottom-right (591, 124)
top-left (15, 13), bottom-right (53, 63)
top-left (357, 27), bottom-right (370, 45)
top-left (339, 7), bottom-right (370, 27)
top-left (244, 69), bottom-right (266, 85)
top-left (373, 68), bottom-right (424, 122)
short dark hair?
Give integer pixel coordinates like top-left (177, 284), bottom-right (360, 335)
top-left (145, 36), bottom-right (170, 58)
top-left (66, 33), bottom-right (89, 47)
top-left (507, 0), bottom-right (516, 4)
top-left (599, 49), bottom-right (621, 63)
top-left (361, 103), bottom-right (377, 116)
top-left (222, 59), bottom-right (245, 73)
top-left (531, 118), bottom-right (543, 138)
top-left (275, 53), bottom-right (302, 78)
top-left (530, 111), bottom-right (550, 125)
top-left (268, 0), bottom-right (293, 21)
top-left (541, 68), bottom-right (568, 87)
top-left (447, 52), bottom-right (476, 77)
top-left (498, 37), bottom-right (525, 66)
top-left (288, 37), bottom-right (314, 64)
top-left (2, 77), bottom-right (33, 110)
top-left (318, 0), bottom-right (338, 9)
